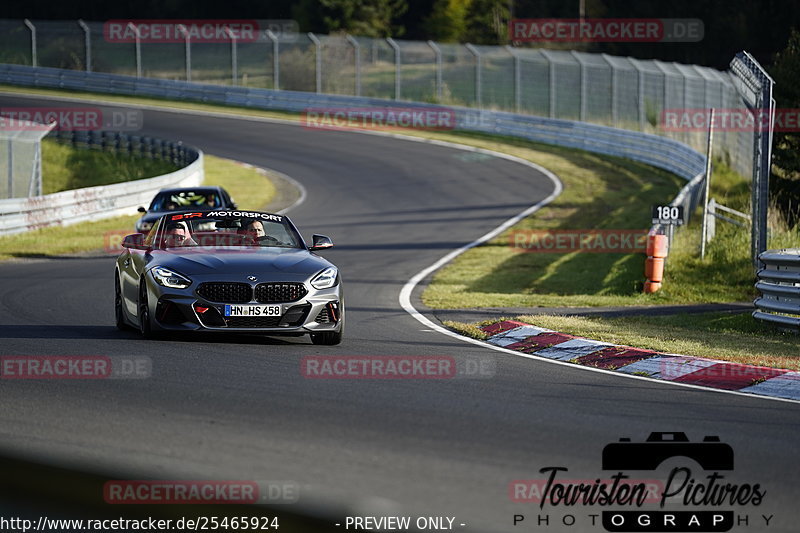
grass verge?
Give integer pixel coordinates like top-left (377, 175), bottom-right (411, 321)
top-left (41, 138), bottom-right (179, 195)
top-left (0, 154), bottom-right (275, 261)
top-left (447, 313), bottom-right (800, 371)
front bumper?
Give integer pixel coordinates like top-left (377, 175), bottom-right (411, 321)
top-left (147, 282), bottom-right (343, 335)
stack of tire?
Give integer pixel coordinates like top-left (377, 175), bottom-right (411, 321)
top-left (644, 234), bottom-right (668, 293)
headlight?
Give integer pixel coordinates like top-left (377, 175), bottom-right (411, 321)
top-left (151, 267), bottom-right (192, 289)
top-left (137, 220), bottom-right (153, 232)
top-left (310, 267), bottom-right (338, 290)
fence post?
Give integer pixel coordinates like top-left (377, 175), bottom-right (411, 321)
top-left (6, 138), bottom-right (12, 198)
top-left (630, 59), bottom-right (646, 131)
top-left (707, 198), bottom-right (716, 242)
top-left (700, 108), bottom-right (715, 259)
top-left (541, 51), bottom-right (556, 118)
top-left (601, 54), bottom-right (619, 127)
top-left (225, 27), bottom-right (238, 85)
top-left (23, 19), bottom-right (36, 67)
top-left (345, 34), bottom-right (361, 97)
top-left (730, 52), bottom-right (776, 269)
top-left (465, 43), bottom-right (481, 108)
top-left (505, 45), bottom-right (521, 113)
top-left (176, 24), bottom-right (191, 82)
top-left (308, 33), bottom-right (322, 94)
top-left (266, 30), bottom-right (279, 90)
top-left (127, 23), bottom-right (142, 78)
top-left (571, 51), bottom-right (586, 122)
top-left (386, 38), bottom-right (401, 100)
top-left (77, 19), bottom-right (91, 72)
top-left (428, 40), bottom-right (442, 103)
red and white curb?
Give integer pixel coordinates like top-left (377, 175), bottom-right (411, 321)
top-left (481, 320), bottom-right (800, 401)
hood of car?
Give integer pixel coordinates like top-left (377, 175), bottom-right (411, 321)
top-left (149, 248), bottom-right (333, 280)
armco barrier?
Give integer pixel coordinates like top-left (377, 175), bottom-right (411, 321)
top-left (0, 137), bottom-right (202, 236)
top-left (0, 64), bottom-right (706, 237)
top-left (754, 250), bottom-right (800, 330)
top-left (0, 64), bottom-right (707, 181)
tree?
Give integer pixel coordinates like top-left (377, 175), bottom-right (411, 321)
top-left (770, 28), bottom-right (800, 179)
top-left (319, 0), bottom-right (409, 38)
top-left (423, 0), bottom-right (471, 42)
top-left (768, 27), bottom-right (800, 227)
top-left (463, 0), bottom-right (509, 44)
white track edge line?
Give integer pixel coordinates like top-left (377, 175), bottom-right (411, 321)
top-left (6, 89), bottom-right (796, 405)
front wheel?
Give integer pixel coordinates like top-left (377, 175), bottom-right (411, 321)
top-left (138, 279), bottom-right (155, 339)
top-left (114, 273), bottom-right (130, 331)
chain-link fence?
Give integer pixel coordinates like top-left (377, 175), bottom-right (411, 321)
top-left (0, 19), bottom-right (756, 179)
top-left (0, 122), bottom-right (53, 199)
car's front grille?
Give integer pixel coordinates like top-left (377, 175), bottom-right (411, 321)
top-left (254, 282), bottom-right (307, 303)
top-left (225, 316), bottom-right (282, 328)
top-left (197, 282), bottom-right (252, 303)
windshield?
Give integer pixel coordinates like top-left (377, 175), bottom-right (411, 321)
top-left (156, 211), bottom-right (303, 250)
top-left (149, 190), bottom-right (222, 211)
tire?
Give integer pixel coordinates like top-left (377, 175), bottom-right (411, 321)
top-left (138, 279), bottom-right (155, 339)
top-left (114, 273), bottom-right (131, 331)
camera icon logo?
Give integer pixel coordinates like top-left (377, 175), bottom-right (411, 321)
top-left (602, 432), bottom-right (734, 471)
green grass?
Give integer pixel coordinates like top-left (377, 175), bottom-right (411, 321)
top-left (0, 154), bottom-right (275, 261)
top-left (41, 139), bottom-right (179, 195)
top-left (486, 313), bottom-right (799, 370)
top-left (422, 133), bottom-right (686, 308)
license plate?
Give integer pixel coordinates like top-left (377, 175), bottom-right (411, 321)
top-left (224, 304), bottom-right (281, 317)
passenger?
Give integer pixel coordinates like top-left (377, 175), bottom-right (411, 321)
top-left (163, 221), bottom-right (197, 247)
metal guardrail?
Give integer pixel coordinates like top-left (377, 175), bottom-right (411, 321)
top-left (754, 249), bottom-right (800, 330)
top-left (0, 63), bottom-right (708, 239)
top-left (0, 63), bottom-right (707, 185)
top-left (0, 127), bottom-right (202, 236)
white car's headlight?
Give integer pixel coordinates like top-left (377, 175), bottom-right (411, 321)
top-left (137, 220), bottom-right (153, 232)
top-left (310, 267), bottom-right (338, 290)
top-left (151, 267), bottom-right (192, 289)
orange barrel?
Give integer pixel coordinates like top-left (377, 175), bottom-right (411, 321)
top-left (643, 280), bottom-right (662, 294)
top-left (645, 257), bottom-right (665, 283)
top-left (646, 234), bottom-right (669, 258)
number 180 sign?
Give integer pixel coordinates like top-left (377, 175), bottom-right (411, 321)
top-left (651, 205), bottom-right (684, 226)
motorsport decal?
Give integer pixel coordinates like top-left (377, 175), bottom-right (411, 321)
top-left (207, 211), bottom-right (283, 221)
top-left (511, 433), bottom-right (771, 532)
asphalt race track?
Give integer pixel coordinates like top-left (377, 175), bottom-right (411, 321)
top-left (1, 93), bottom-right (798, 532)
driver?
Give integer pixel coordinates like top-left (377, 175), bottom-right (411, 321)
top-left (243, 220), bottom-right (266, 241)
top-left (163, 221), bottom-right (198, 247)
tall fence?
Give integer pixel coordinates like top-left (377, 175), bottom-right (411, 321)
top-left (0, 19), bottom-right (754, 179)
top-left (0, 129), bottom-right (202, 236)
top-left (0, 121), bottom-right (54, 199)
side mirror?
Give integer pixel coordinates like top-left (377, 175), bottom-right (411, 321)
top-left (121, 233), bottom-right (147, 250)
top-left (230, 199), bottom-right (237, 209)
top-left (309, 234), bottom-right (333, 251)
top-left (137, 206), bottom-right (147, 213)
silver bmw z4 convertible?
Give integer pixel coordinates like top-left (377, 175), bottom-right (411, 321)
top-left (114, 210), bottom-right (343, 345)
